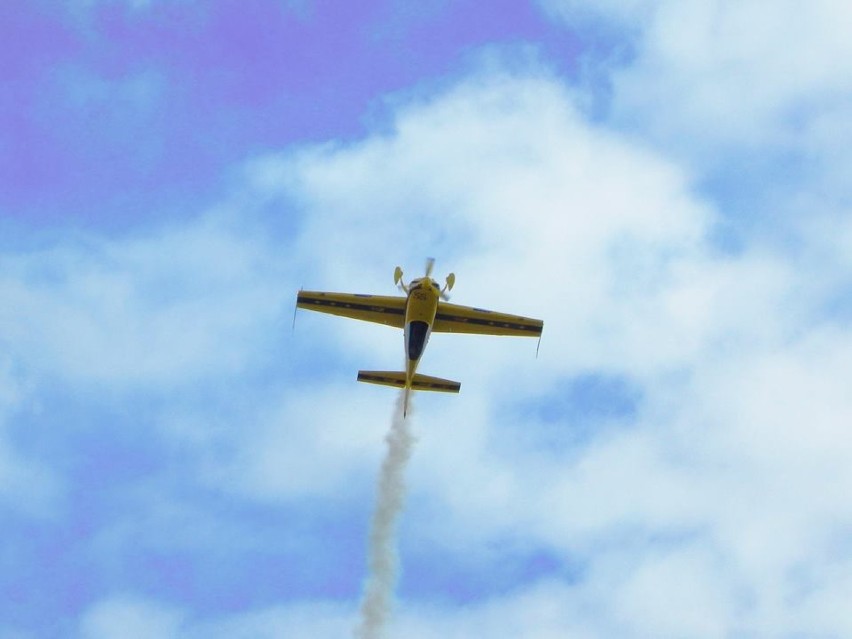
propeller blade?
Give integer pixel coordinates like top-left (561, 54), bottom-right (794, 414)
top-left (425, 257), bottom-right (435, 277)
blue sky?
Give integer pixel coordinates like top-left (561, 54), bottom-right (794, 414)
top-left (3, 1), bottom-right (852, 637)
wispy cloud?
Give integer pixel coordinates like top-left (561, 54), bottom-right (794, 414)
top-left (0, 213), bottom-right (289, 386)
top-left (79, 596), bottom-right (185, 639)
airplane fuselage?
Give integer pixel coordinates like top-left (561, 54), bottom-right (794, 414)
top-left (403, 278), bottom-right (440, 385)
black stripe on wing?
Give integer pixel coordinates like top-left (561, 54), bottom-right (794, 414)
top-left (434, 311), bottom-right (543, 334)
top-left (297, 293), bottom-right (405, 316)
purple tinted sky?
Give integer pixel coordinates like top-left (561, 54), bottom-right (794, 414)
top-left (1, 0), bottom-right (579, 227)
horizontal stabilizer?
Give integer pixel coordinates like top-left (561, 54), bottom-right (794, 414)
top-left (411, 373), bottom-right (461, 393)
top-left (357, 371), bottom-right (461, 393)
top-left (357, 371), bottom-right (407, 388)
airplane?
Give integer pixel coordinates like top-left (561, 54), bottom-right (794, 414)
top-left (295, 259), bottom-right (544, 416)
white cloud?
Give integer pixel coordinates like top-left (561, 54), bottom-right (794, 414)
top-left (611, 545), bottom-right (736, 637)
top-left (391, 581), bottom-right (597, 639)
top-left (0, 214), bottom-right (290, 387)
top-left (78, 597), bottom-right (356, 639)
top-left (203, 382), bottom-right (394, 502)
top-left (80, 596), bottom-right (185, 639)
top-left (183, 601), bottom-right (355, 639)
top-left (544, 0), bottom-right (852, 177)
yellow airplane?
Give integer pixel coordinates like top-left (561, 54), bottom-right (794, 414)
top-left (296, 259), bottom-right (544, 416)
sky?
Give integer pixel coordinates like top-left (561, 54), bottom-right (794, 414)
top-left (2, 0), bottom-right (852, 637)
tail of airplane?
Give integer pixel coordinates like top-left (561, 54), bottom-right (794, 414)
top-left (357, 370), bottom-right (461, 417)
top-left (357, 371), bottom-right (461, 392)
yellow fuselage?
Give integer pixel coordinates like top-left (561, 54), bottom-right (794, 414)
top-left (403, 279), bottom-right (440, 385)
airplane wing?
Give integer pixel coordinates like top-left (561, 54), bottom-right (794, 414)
top-left (296, 291), bottom-right (406, 328)
top-left (432, 301), bottom-right (543, 337)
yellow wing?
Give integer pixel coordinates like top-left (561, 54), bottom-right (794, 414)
top-left (296, 291), bottom-right (406, 328)
top-left (433, 301), bottom-right (543, 337)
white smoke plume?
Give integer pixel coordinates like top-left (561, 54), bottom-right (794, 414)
top-left (354, 391), bottom-right (416, 639)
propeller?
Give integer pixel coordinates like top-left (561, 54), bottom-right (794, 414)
top-left (395, 259), bottom-right (455, 299)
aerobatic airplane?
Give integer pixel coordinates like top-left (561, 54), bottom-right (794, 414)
top-left (296, 259), bottom-right (544, 416)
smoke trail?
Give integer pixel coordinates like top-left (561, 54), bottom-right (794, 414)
top-left (354, 391), bottom-right (415, 639)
